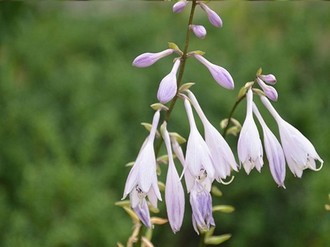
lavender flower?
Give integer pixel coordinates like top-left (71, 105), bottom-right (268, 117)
top-left (253, 103), bottom-right (286, 188)
top-left (237, 89), bottom-right (264, 174)
top-left (258, 74), bottom-right (277, 85)
top-left (260, 96), bottom-right (323, 178)
top-left (184, 98), bottom-right (215, 186)
top-left (157, 59), bottom-right (181, 104)
top-left (122, 111), bottom-right (162, 227)
top-left (173, 0), bottom-right (189, 13)
top-left (132, 49), bottom-right (174, 68)
top-left (187, 90), bottom-right (238, 181)
top-left (190, 24), bottom-right (207, 39)
top-left (190, 180), bottom-right (215, 234)
top-left (193, 54), bottom-right (234, 89)
top-left (256, 77), bottom-right (278, 101)
top-left (198, 2), bottom-right (223, 28)
top-left (161, 122), bottom-right (185, 233)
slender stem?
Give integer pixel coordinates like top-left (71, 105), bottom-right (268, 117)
top-left (222, 94), bottom-right (246, 138)
top-left (155, 0), bottom-right (197, 155)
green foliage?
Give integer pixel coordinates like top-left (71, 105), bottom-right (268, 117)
top-left (0, 2), bottom-right (329, 247)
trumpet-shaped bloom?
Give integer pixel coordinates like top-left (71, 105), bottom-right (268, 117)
top-left (132, 49), bottom-right (174, 68)
top-left (198, 2), bottom-right (223, 28)
top-left (260, 96), bottom-right (323, 178)
top-left (173, 0), bottom-right (189, 13)
top-left (122, 111), bottom-right (162, 227)
top-left (157, 59), bottom-right (181, 104)
top-left (258, 74), bottom-right (277, 85)
top-left (193, 54), bottom-right (234, 90)
top-left (184, 98), bottom-right (215, 189)
top-left (190, 180), bottom-right (215, 234)
top-left (161, 122), bottom-right (185, 233)
top-left (256, 77), bottom-right (278, 101)
top-left (190, 24), bottom-right (207, 39)
top-left (253, 103), bottom-right (286, 188)
top-left (187, 91), bottom-right (238, 181)
top-left (238, 89), bottom-right (264, 174)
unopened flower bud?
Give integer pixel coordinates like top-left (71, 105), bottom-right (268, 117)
top-left (173, 0), bottom-right (189, 13)
top-left (193, 54), bottom-right (234, 89)
top-left (132, 49), bottom-right (174, 68)
top-left (256, 77), bottom-right (278, 101)
top-left (190, 24), bottom-right (207, 39)
top-left (157, 59), bottom-right (181, 103)
top-left (199, 2), bottom-right (223, 28)
top-left (258, 74), bottom-right (277, 85)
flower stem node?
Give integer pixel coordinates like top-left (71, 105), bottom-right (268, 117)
top-left (168, 42), bottom-right (183, 55)
top-left (204, 234), bottom-right (232, 245)
top-left (150, 103), bottom-right (169, 111)
top-left (179, 82), bottom-right (195, 92)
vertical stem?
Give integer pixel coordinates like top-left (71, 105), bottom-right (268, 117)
top-left (155, 0), bottom-right (197, 155)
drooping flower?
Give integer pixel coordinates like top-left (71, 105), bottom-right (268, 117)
top-left (184, 98), bottom-right (215, 188)
top-left (260, 95), bottom-right (323, 178)
top-left (161, 122), bottom-right (185, 233)
top-left (173, 0), bottom-right (189, 13)
top-left (122, 110), bottom-right (162, 227)
top-left (190, 179), bottom-right (215, 234)
top-left (132, 49), bottom-right (174, 68)
top-left (256, 77), bottom-right (278, 101)
top-left (252, 103), bottom-right (286, 188)
top-left (237, 89), bottom-right (264, 174)
top-left (258, 73), bottom-right (277, 85)
top-left (193, 54), bottom-right (234, 89)
top-left (157, 59), bottom-right (181, 104)
top-left (187, 90), bottom-right (238, 181)
top-left (198, 2), bottom-right (223, 28)
top-left (190, 24), bottom-right (207, 39)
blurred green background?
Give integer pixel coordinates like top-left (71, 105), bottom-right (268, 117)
top-left (0, 1), bottom-right (329, 247)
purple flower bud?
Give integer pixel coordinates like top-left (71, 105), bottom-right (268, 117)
top-left (199, 3), bottom-right (223, 28)
top-left (157, 59), bottom-right (181, 104)
top-left (256, 77), bottom-right (278, 101)
top-left (173, 0), bottom-right (189, 13)
top-left (258, 74), bottom-right (277, 85)
top-left (193, 54), bottom-right (234, 89)
top-left (132, 49), bottom-right (174, 68)
top-left (190, 24), bottom-right (207, 39)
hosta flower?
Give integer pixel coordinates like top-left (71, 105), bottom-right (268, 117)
top-left (198, 2), bottom-right (222, 28)
top-left (132, 49), bottom-right (174, 68)
top-left (161, 122), bottom-right (185, 233)
top-left (187, 90), bottom-right (238, 180)
top-left (256, 77), bottom-right (278, 101)
top-left (258, 73), bottom-right (277, 85)
top-left (237, 89), bottom-right (264, 174)
top-left (122, 111), bottom-right (162, 227)
top-left (193, 54), bottom-right (234, 90)
top-left (253, 103), bottom-right (286, 188)
top-left (190, 24), bottom-right (207, 39)
top-left (157, 59), bottom-right (181, 104)
top-left (190, 179), bottom-right (215, 234)
top-left (260, 96), bottom-right (323, 178)
top-left (173, 0), bottom-right (189, 13)
top-left (184, 98), bottom-right (215, 187)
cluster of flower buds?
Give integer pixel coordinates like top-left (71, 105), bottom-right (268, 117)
top-left (121, 0), bottom-right (323, 240)
top-left (123, 1), bottom-right (237, 235)
top-left (173, 0), bottom-right (223, 38)
top-left (237, 69), bottom-right (323, 188)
